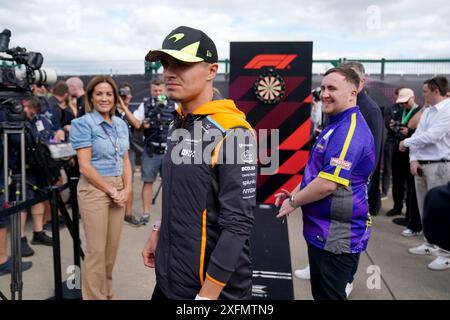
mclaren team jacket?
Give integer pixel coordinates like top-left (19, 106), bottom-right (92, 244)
top-left (155, 99), bottom-right (257, 299)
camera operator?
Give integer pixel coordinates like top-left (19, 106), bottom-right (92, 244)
top-left (115, 83), bottom-right (141, 226)
top-left (132, 78), bottom-right (176, 225)
top-left (16, 97), bottom-right (57, 256)
top-left (382, 87), bottom-right (404, 200)
top-left (387, 88), bottom-right (422, 236)
top-left (31, 84), bottom-right (51, 99)
top-left (43, 80), bottom-right (74, 141)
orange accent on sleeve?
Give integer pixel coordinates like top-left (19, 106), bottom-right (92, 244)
top-left (199, 209), bottom-right (207, 286)
top-left (206, 273), bottom-right (226, 287)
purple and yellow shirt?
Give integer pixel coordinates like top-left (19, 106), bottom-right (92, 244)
top-left (301, 106), bottom-right (375, 254)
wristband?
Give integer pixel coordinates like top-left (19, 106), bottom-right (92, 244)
top-left (289, 193), bottom-right (298, 208)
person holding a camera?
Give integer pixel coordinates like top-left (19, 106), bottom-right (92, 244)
top-left (387, 88), bottom-right (423, 236)
top-left (70, 75), bottom-right (132, 299)
top-left (400, 76), bottom-right (450, 271)
top-left (131, 78), bottom-right (176, 225)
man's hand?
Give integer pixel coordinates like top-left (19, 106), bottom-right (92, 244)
top-left (400, 127), bottom-right (409, 137)
top-left (274, 188), bottom-right (291, 207)
top-left (117, 96), bottom-right (128, 113)
top-left (277, 198), bottom-right (296, 219)
top-left (410, 160), bottom-right (421, 176)
top-left (399, 140), bottom-right (407, 152)
top-left (54, 129), bottom-right (65, 142)
top-left (142, 230), bottom-right (159, 268)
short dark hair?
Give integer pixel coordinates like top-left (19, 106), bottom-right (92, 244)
top-left (52, 81), bottom-right (69, 96)
top-left (85, 75), bottom-right (119, 116)
top-left (151, 77), bottom-right (164, 86)
top-left (424, 76), bottom-right (449, 97)
top-left (324, 67), bottom-right (361, 90)
top-left (24, 97), bottom-right (42, 113)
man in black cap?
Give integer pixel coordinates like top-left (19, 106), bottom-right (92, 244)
top-left (141, 26), bottom-right (257, 300)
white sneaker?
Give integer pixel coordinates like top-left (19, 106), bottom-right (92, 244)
top-left (345, 282), bottom-right (354, 298)
top-left (408, 243), bottom-right (439, 255)
top-left (428, 256), bottom-right (450, 271)
top-left (294, 266), bottom-right (310, 280)
top-left (401, 229), bottom-right (422, 237)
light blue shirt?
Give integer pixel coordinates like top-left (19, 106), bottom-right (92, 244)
top-left (70, 109), bottom-right (129, 176)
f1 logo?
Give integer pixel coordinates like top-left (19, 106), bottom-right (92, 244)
top-left (244, 54), bottom-right (297, 70)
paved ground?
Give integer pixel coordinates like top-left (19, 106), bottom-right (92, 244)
top-left (1, 172), bottom-right (449, 300)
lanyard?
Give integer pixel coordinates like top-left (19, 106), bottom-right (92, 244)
top-left (401, 105), bottom-right (417, 125)
top-left (99, 122), bottom-right (119, 155)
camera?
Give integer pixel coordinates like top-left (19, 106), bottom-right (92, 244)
top-left (154, 94), bottom-right (168, 108)
top-left (145, 95), bottom-right (169, 126)
top-left (311, 87), bottom-right (321, 102)
top-left (119, 87), bottom-right (130, 97)
top-left (0, 29), bottom-right (56, 91)
top-left (1, 29), bottom-right (56, 123)
top-left (392, 120), bottom-right (405, 134)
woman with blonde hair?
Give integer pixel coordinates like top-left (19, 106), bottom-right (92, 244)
top-left (70, 75), bottom-right (131, 300)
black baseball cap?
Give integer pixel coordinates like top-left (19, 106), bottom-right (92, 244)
top-left (145, 26), bottom-right (218, 64)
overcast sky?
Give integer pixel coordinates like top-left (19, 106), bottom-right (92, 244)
top-left (1, 0), bottom-right (449, 74)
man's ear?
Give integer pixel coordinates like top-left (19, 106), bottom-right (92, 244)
top-left (207, 63), bottom-right (219, 81)
top-left (349, 89), bottom-right (358, 101)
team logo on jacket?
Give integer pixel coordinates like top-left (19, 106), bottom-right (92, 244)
top-left (241, 149), bottom-right (255, 164)
top-left (330, 157), bottom-right (352, 170)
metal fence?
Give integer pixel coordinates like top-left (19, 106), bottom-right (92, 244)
top-left (145, 58), bottom-right (450, 79)
top-left (36, 58), bottom-right (450, 78)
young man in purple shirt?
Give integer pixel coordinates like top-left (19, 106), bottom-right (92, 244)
top-left (276, 67), bottom-right (375, 300)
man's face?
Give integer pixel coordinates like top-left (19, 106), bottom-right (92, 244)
top-left (320, 72), bottom-right (357, 116)
top-left (422, 84), bottom-right (439, 106)
top-left (68, 83), bottom-right (78, 98)
top-left (151, 84), bottom-right (166, 97)
top-left (398, 97), bottom-right (415, 109)
top-left (32, 84), bottom-right (47, 96)
top-left (160, 54), bottom-right (216, 103)
top-left (22, 101), bottom-right (34, 119)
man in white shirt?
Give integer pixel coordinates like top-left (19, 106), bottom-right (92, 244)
top-left (400, 76), bottom-right (450, 271)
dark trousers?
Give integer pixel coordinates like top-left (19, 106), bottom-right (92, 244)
top-left (308, 244), bottom-right (360, 300)
top-left (392, 147), bottom-right (407, 213)
top-left (391, 147), bottom-right (422, 231)
top-left (382, 138), bottom-right (395, 195)
top-left (368, 162), bottom-right (381, 216)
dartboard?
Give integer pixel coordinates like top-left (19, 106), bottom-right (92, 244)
top-left (254, 70), bottom-right (286, 104)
